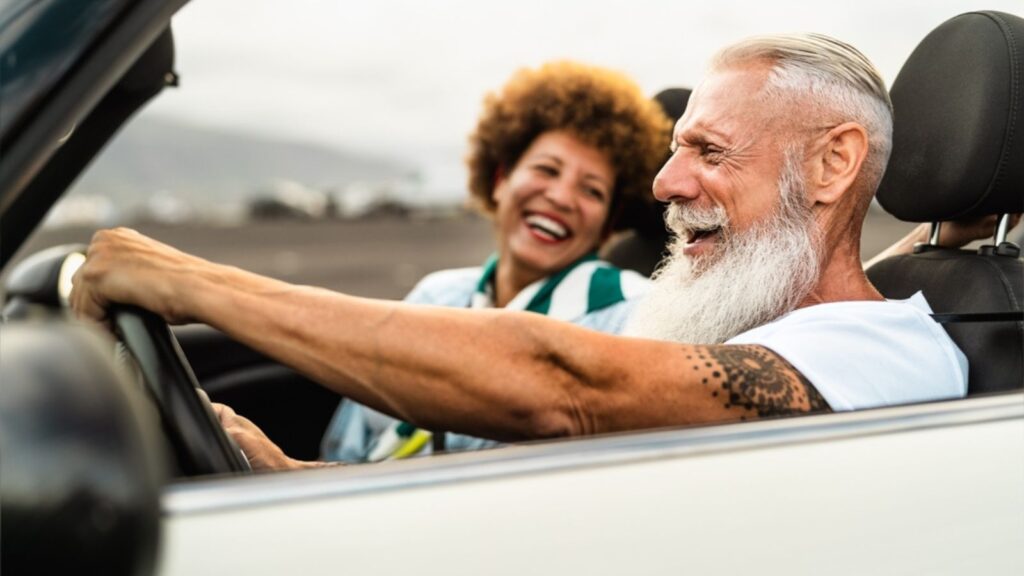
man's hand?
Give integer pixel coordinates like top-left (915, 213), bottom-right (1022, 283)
top-left (865, 213), bottom-right (1022, 269)
top-left (211, 402), bottom-right (318, 471)
top-left (70, 227), bottom-right (213, 326)
top-left (937, 213), bottom-right (1021, 247)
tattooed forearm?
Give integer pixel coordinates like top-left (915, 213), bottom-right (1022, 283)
top-left (699, 345), bottom-right (830, 418)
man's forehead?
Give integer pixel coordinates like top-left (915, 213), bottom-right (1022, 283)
top-left (674, 65), bottom-right (771, 140)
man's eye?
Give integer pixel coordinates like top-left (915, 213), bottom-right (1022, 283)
top-left (701, 145), bottom-right (725, 164)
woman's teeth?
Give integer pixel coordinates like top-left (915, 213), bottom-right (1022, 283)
top-left (525, 214), bottom-right (569, 240)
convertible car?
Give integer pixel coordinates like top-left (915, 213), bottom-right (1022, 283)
top-left (1, 2), bottom-right (1022, 575)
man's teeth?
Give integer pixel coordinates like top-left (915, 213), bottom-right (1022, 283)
top-left (687, 227), bottom-right (720, 243)
top-left (525, 214), bottom-right (569, 240)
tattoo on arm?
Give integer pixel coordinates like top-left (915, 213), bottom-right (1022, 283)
top-left (698, 345), bottom-right (830, 419)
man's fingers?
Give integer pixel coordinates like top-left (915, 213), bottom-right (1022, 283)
top-left (210, 401), bottom-right (237, 427)
top-left (68, 227), bottom-right (195, 325)
top-left (69, 267), bottom-right (114, 332)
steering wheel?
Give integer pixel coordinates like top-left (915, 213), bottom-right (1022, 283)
top-left (4, 244), bottom-right (250, 475)
top-left (111, 305), bottom-right (251, 476)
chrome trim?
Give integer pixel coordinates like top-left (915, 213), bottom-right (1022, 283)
top-left (163, 392), bottom-right (1023, 516)
top-left (58, 252), bottom-right (86, 307)
top-left (56, 122), bottom-right (76, 145)
top-left (928, 221), bottom-right (942, 245)
top-left (995, 213), bottom-right (1011, 244)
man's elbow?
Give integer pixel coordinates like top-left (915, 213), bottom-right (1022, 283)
top-left (523, 405), bottom-right (580, 440)
top-left (518, 382), bottom-right (595, 440)
top-left (493, 313), bottom-right (593, 439)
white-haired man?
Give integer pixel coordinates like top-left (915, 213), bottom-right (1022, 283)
top-left (72, 34), bottom-right (966, 470)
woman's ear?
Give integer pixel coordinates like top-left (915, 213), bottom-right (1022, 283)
top-left (810, 122), bottom-right (869, 206)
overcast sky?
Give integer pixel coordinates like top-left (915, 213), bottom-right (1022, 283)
top-left (143, 0), bottom-right (1022, 196)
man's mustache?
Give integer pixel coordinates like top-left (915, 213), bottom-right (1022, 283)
top-left (665, 202), bottom-right (730, 237)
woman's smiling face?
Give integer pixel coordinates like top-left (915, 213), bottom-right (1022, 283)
top-left (492, 130), bottom-right (616, 281)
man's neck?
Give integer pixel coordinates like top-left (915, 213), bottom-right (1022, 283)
top-left (798, 240), bottom-right (883, 308)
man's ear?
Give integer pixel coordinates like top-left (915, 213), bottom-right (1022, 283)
top-left (810, 122), bottom-right (869, 206)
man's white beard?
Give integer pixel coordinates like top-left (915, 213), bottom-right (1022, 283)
top-left (624, 153), bottom-right (821, 345)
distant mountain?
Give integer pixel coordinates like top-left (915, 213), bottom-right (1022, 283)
top-left (67, 115), bottom-right (418, 217)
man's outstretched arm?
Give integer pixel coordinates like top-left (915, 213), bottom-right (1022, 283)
top-left (72, 228), bottom-right (830, 443)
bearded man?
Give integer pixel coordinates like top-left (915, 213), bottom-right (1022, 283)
top-left (71, 33), bottom-right (966, 470)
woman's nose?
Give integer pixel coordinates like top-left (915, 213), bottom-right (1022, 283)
top-left (543, 177), bottom-right (576, 210)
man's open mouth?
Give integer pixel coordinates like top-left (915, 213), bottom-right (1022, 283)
top-left (686, 226), bottom-right (722, 244)
top-left (525, 213), bottom-right (571, 241)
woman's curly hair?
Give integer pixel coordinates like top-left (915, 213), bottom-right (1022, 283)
top-left (466, 60), bottom-right (672, 232)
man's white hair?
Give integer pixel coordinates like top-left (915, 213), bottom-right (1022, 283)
top-left (712, 33), bottom-right (894, 195)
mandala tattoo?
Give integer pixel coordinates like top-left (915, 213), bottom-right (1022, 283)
top-left (701, 345), bottom-right (830, 418)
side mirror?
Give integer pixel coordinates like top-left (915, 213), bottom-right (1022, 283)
top-left (0, 322), bottom-right (166, 576)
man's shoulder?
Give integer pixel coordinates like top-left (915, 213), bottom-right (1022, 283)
top-left (728, 293), bottom-right (968, 410)
top-left (729, 293), bottom-right (961, 358)
top-left (742, 294), bottom-right (939, 334)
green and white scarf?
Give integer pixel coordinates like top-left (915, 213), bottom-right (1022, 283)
top-left (367, 252), bottom-right (643, 462)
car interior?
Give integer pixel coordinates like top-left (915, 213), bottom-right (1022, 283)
top-left (864, 10), bottom-right (1023, 396)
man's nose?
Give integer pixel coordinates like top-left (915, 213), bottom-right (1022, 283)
top-left (653, 152), bottom-right (702, 203)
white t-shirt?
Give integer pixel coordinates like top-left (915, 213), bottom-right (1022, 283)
top-left (727, 292), bottom-right (968, 410)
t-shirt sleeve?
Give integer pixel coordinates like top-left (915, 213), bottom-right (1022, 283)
top-left (726, 304), bottom-right (967, 411)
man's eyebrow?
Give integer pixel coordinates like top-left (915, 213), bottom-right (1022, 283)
top-left (674, 122), bottom-right (733, 147)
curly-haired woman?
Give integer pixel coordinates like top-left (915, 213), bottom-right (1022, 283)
top-left (320, 61), bottom-right (671, 462)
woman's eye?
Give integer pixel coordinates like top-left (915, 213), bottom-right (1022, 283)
top-left (535, 165), bottom-right (558, 176)
top-left (585, 187), bottom-right (607, 201)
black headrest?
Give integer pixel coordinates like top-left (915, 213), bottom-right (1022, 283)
top-left (654, 87), bottom-right (691, 126)
top-left (877, 11), bottom-right (1024, 222)
top-left (615, 87), bottom-right (692, 237)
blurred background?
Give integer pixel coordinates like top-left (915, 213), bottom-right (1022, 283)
top-left (17, 0), bottom-right (1022, 298)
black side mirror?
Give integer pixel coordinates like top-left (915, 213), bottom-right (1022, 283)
top-left (0, 322), bottom-right (166, 576)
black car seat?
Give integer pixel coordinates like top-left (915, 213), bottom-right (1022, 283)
top-left (866, 11), bottom-right (1024, 396)
top-left (602, 88), bottom-right (691, 277)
